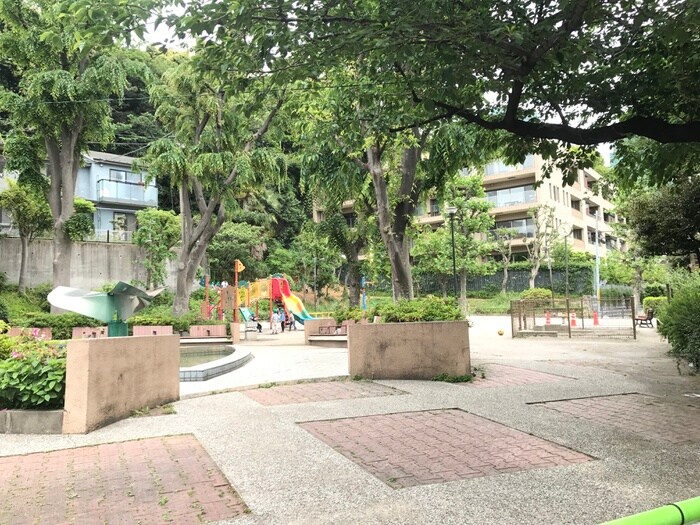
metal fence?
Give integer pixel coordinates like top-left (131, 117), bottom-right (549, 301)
top-left (510, 297), bottom-right (637, 340)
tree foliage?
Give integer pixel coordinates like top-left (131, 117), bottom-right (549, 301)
top-left (133, 208), bottom-right (180, 289)
top-left (183, 0), bottom-right (700, 185)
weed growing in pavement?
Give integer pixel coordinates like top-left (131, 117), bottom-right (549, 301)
top-left (431, 373), bottom-right (474, 383)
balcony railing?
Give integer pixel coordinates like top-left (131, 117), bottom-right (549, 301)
top-left (486, 191), bottom-right (536, 208)
top-left (96, 179), bottom-right (157, 205)
top-left (484, 155), bottom-right (535, 177)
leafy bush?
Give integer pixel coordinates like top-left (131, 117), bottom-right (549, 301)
top-left (0, 300), bottom-right (8, 323)
top-left (15, 312), bottom-right (103, 340)
top-left (62, 197), bottom-right (96, 241)
top-left (332, 305), bottom-right (365, 324)
top-left (149, 289), bottom-right (174, 307)
top-left (0, 339), bottom-right (66, 409)
top-left (642, 283), bottom-right (666, 300)
top-left (190, 288), bottom-right (207, 301)
top-left (128, 313), bottom-right (195, 333)
top-left (520, 288), bottom-right (552, 301)
top-left (0, 271), bottom-right (7, 291)
top-left (658, 285), bottom-right (700, 369)
top-left (377, 297), bottom-right (461, 323)
top-left (642, 296), bottom-right (668, 315)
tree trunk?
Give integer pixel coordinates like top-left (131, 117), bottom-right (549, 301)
top-left (529, 262), bottom-right (540, 288)
top-left (501, 263), bottom-right (509, 294)
top-left (347, 262), bottom-right (362, 308)
top-left (18, 236), bottom-right (29, 294)
top-left (366, 145), bottom-right (413, 301)
top-left (459, 269), bottom-right (468, 318)
top-left (45, 131), bottom-right (81, 292)
top-left (632, 266), bottom-right (644, 314)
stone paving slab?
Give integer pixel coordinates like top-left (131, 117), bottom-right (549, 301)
top-left (300, 409), bottom-right (592, 489)
top-left (538, 393), bottom-right (700, 444)
top-left (0, 434), bottom-right (247, 525)
top-left (243, 380), bottom-right (404, 406)
top-left (468, 363), bottom-right (572, 388)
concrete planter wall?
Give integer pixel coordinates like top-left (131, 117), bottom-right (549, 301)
top-left (189, 325), bottom-right (227, 337)
top-left (229, 323), bottom-right (241, 343)
top-left (304, 318), bottom-right (336, 345)
top-left (0, 409), bottom-right (63, 434)
top-left (132, 325), bottom-right (174, 336)
top-left (63, 335), bottom-right (180, 433)
top-left (72, 326), bottom-right (108, 339)
top-left (8, 327), bottom-right (53, 339)
top-left (348, 321), bottom-right (471, 380)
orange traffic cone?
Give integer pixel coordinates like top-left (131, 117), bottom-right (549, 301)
top-left (570, 311), bottom-right (577, 327)
top-left (593, 310), bottom-right (599, 326)
top-left (545, 310), bottom-right (551, 325)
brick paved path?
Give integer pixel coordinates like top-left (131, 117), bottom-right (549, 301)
top-left (0, 435), bottom-right (247, 525)
top-left (244, 380), bottom-right (403, 406)
top-left (301, 409), bottom-right (591, 489)
top-left (469, 364), bottom-right (570, 388)
top-left (540, 393), bottom-right (700, 444)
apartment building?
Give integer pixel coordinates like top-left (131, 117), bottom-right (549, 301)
top-left (416, 154), bottom-right (623, 259)
top-left (0, 150), bottom-right (156, 241)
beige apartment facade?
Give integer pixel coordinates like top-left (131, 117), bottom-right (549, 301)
top-left (416, 154), bottom-right (622, 259)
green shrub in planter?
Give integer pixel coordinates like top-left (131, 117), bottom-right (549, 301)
top-left (377, 297), bottom-right (461, 323)
top-left (0, 340), bottom-right (66, 409)
top-left (658, 286), bottom-right (700, 369)
top-left (128, 313), bottom-right (195, 333)
top-left (15, 312), bottom-right (103, 340)
top-left (642, 296), bottom-right (668, 315)
top-left (332, 305), bottom-right (365, 324)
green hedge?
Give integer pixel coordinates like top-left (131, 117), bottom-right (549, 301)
top-left (333, 297), bottom-right (461, 323)
top-left (128, 313), bottom-right (195, 333)
top-left (520, 288), bottom-right (552, 301)
top-left (658, 285), bottom-right (700, 369)
top-left (642, 296), bottom-right (668, 314)
top-left (15, 312), bottom-right (103, 340)
top-left (0, 335), bottom-right (66, 409)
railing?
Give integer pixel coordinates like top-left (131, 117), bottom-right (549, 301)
top-left (96, 179), bottom-right (157, 205)
top-left (85, 229), bottom-right (135, 243)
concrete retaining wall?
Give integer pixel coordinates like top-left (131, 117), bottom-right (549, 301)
top-left (0, 237), bottom-right (178, 289)
top-left (348, 321), bottom-right (471, 380)
top-left (62, 335), bottom-right (180, 433)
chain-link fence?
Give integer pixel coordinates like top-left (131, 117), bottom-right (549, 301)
top-left (510, 297), bottom-right (637, 339)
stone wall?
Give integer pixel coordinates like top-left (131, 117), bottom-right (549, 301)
top-left (0, 237), bottom-right (178, 289)
top-left (62, 335), bottom-right (180, 433)
top-left (347, 321), bottom-right (471, 380)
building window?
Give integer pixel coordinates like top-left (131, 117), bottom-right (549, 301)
top-left (486, 184), bottom-right (536, 208)
top-left (316, 210), bottom-right (324, 222)
top-left (429, 198), bottom-right (440, 216)
top-left (344, 212), bottom-right (356, 228)
top-left (571, 199), bottom-right (581, 211)
top-left (109, 169), bottom-right (140, 184)
top-left (483, 155), bottom-right (534, 177)
top-left (493, 218), bottom-right (535, 238)
top-left (572, 228), bottom-right (583, 240)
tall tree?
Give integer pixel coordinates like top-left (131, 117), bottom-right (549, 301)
top-left (145, 61), bottom-right (285, 315)
top-left (0, 0), bottom-right (155, 288)
top-left (411, 226), bottom-right (452, 298)
top-left (0, 180), bottom-right (52, 293)
top-left (442, 174), bottom-right (495, 315)
top-left (524, 205), bottom-right (558, 289)
top-left (492, 228), bottom-right (518, 294)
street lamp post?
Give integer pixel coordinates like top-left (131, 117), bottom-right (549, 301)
top-left (446, 206), bottom-right (458, 303)
top-left (594, 208), bottom-right (601, 316)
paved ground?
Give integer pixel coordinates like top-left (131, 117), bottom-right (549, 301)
top-left (1, 316), bottom-right (699, 525)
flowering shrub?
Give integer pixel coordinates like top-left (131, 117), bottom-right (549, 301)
top-left (0, 334), bottom-right (66, 409)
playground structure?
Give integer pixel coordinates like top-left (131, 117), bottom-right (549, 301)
top-left (201, 264), bottom-right (314, 326)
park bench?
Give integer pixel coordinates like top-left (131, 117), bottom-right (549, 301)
top-left (635, 309), bottom-right (655, 328)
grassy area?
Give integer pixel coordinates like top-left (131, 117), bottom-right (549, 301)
top-left (0, 286), bottom-right (50, 322)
